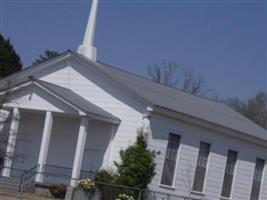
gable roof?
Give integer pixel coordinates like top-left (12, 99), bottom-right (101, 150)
top-left (35, 79), bottom-right (120, 124)
top-left (0, 51), bottom-right (71, 89)
top-left (2, 77), bottom-right (120, 124)
top-left (0, 51), bottom-right (266, 142)
top-left (74, 53), bottom-right (267, 142)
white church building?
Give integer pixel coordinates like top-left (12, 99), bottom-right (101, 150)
top-left (0, 0), bottom-right (267, 199)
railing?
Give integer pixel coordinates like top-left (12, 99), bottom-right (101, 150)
top-left (76, 181), bottom-right (210, 200)
top-left (0, 164), bottom-right (211, 200)
top-left (93, 181), bottom-right (145, 200)
top-left (43, 164), bottom-right (72, 178)
top-left (0, 164), bottom-right (37, 193)
top-left (42, 164), bottom-right (95, 179)
top-left (80, 168), bottom-right (95, 179)
top-left (23, 164), bottom-right (39, 181)
top-left (145, 190), bottom-right (210, 200)
top-left (0, 165), bottom-right (25, 178)
top-left (0, 164), bottom-right (95, 180)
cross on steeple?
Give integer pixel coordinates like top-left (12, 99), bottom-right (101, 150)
top-left (78, 0), bottom-right (98, 61)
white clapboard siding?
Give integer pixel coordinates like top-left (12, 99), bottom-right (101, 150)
top-left (149, 113), bottom-right (267, 199)
top-left (37, 58), bottom-right (147, 164)
top-left (27, 57), bottom-right (267, 199)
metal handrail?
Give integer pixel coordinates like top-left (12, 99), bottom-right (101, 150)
top-left (42, 164), bottom-right (95, 179)
top-left (23, 164), bottom-right (39, 181)
top-left (43, 164), bottom-right (72, 178)
top-left (0, 165), bottom-right (25, 178)
top-left (1, 164), bottom-right (211, 200)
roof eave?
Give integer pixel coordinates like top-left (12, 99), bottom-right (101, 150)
top-left (86, 112), bottom-right (121, 124)
top-left (34, 81), bottom-right (120, 124)
top-left (1, 79), bottom-right (119, 124)
top-left (0, 51), bottom-right (72, 87)
top-left (71, 52), bottom-right (154, 108)
top-left (151, 105), bottom-right (267, 147)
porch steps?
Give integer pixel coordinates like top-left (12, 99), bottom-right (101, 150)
top-left (0, 176), bottom-right (21, 192)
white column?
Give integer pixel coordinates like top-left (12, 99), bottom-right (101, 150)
top-left (35, 111), bottom-right (53, 183)
top-left (107, 124), bottom-right (116, 167)
top-left (0, 109), bottom-right (10, 132)
top-left (2, 107), bottom-right (20, 177)
top-left (70, 117), bottom-right (89, 187)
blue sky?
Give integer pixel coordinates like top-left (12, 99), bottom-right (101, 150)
top-left (0, 0), bottom-right (266, 100)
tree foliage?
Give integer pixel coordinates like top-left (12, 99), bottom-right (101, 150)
top-left (114, 128), bottom-right (156, 189)
top-left (225, 92), bottom-right (267, 129)
top-left (0, 34), bottom-right (22, 78)
top-left (33, 50), bottom-right (59, 65)
top-left (147, 61), bottom-right (212, 97)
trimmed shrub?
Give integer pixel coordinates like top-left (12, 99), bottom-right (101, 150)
top-left (95, 169), bottom-right (116, 183)
top-left (114, 127), bottom-right (156, 190)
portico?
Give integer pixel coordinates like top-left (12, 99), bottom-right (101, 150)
top-left (0, 79), bottom-right (120, 186)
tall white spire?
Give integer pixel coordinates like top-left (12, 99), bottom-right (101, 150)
top-left (78, 0), bottom-right (98, 61)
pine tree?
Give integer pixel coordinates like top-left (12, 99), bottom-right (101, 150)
top-left (33, 50), bottom-right (59, 65)
top-left (0, 34), bottom-right (22, 78)
top-left (114, 127), bottom-right (156, 190)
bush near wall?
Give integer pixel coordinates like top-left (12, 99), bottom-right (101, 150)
top-left (93, 127), bottom-right (155, 200)
top-left (114, 128), bottom-right (156, 190)
top-left (95, 169), bottom-right (120, 199)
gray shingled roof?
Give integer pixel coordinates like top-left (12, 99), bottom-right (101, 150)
top-left (1, 51), bottom-right (266, 141)
top-left (35, 79), bottom-right (120, 123)
top-left (74, 53), bottom-right (267, 141)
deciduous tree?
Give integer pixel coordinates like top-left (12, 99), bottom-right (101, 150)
top-left (147, 61), bottom-right (212, 97)
top-left (225, 92), bottom-right (267, 129)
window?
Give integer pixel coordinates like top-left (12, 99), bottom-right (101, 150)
top-left (250, 158), bottom-right (265, 200)
top-left (193, 142), bottom-right (210, 192)
top-left (221, 150), bottom-right (238, 198)
top-left (0, 154), bottom-right (4, 166)
top-left (160, 133), bottom-right (181, 186)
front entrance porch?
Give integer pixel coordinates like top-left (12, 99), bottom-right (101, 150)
top-left (1, 108), bottom-right (116, 186)
top-left (0, 79), bottom-right (120, 187)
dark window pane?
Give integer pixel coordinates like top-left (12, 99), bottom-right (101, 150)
top-left (168, 134), bottom-right (180, 150)
top-left (221, 174), bottom-right (234, 197)
top-left (253, 159), bottom-right (265, 182)
top-left (160, 133), bottom-right (180, 186)
top-left (193, 142), bottom-right (210, 192)
top-left (250, 158), bottom-right (265, 200)
top-left (193, 167), bottom-right (206, 192)
top-left (250, 182), bottom-right (261, 200)
top-left (221, 150), bottom-right (238, 197)
top-left (161, 160), bottom-right (176, 186)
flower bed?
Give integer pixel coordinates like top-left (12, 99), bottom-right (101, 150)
top-left (77, 179), bottom-right (96, 193)
top-left (115, 193), bottom-right (135, 200)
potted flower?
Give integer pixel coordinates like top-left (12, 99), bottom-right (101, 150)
top-left (48, 183), bottom-right (67, 199)
top-left (115, 193), bottom-right (135, 200)
top-left (77, 178), bottom-right (96, 199)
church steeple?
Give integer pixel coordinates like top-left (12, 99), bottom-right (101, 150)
top-left (78, 0), bottom-right (98, 61)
